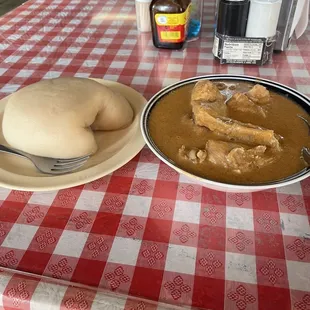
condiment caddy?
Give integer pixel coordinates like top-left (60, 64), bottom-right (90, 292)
top-left (135, 0), bottom-right (288, 66)
top-left (213, 0), bottom-right (283, 65)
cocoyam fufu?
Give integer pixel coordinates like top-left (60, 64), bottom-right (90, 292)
top-left (2, 77), bottom-right (134, 158)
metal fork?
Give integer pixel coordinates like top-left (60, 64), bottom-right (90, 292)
top-left (297, 115), bottom-right (310, 166)
top-left (0, 144), bottom-right (90, 175)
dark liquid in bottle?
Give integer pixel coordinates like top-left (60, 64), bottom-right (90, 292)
top-left (150, 0), bottom-right (191, 50)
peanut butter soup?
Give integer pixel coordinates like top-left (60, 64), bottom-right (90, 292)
top-left (148, 81), bottom-right (310, 184)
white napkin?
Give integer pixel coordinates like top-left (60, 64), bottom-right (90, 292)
top-left (290, 0), bottom-right (310, 38)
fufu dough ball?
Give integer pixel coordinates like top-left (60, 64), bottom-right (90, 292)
top-left (2, 77), bottom-right (134, 158)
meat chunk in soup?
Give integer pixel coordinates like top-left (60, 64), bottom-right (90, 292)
top-left (191, 81), bottom-right (281, 150)
top-left (194, 108), bottom-right (281, 150)
top-left (178, 145), bottom-right (207, 164)
top-left (191, 80), bottom-right (228, 118)
top-left (206, 140), bottom-right (277, 174)
top-left (247, 84), bottom-right (271, 105)
top-left (191, 80), bottom-right (225, 103)
top-left (228, 93), bottom-right (266, 118)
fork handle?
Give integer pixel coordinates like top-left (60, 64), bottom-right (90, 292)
top-left (0, 144), bottom-right (26, 158)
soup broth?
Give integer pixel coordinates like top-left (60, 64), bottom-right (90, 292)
top-left (148, 81), bottom-right (310, 184)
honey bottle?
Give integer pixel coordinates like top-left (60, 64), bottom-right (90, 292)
top-left (150, 0), bottom-right (191, 49)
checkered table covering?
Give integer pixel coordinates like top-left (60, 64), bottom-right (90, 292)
top-left (0, 0), bottom-right (310, 309)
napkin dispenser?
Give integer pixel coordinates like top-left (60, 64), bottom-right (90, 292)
top-left (275, 0), bottom-right (309, 51)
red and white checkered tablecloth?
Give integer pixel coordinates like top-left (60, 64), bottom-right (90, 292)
top-left (0, 0), bottom-right (310, 309)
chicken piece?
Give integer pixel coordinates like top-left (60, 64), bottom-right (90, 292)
top-left (206, 140), bottom-right (237, 168)
top-left (191, 80), bottom-right (225, 103)
top-left (191, 80), bottom-right (281, 150)
top-left (191, 80), bottom-right (228, 118)
top-left (247, 84), bottom-right (271, 105)
top-left (178, 145), bottom-right (207, 164)
top-left (206, 140), bottom-right (277, 174)
top-left (193, 104), bottom-right (281, 150)
top-left (228, 93), bottom-right (266, 118)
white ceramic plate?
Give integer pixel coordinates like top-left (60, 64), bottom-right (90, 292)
top-left (0, 79), bottom-right (146, 191)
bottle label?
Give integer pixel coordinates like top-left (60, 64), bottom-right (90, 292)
top-left (155, 5), bottom-right (191, 43)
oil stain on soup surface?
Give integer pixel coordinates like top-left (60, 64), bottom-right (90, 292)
top-left (148, 82), bottom-right (310, 184)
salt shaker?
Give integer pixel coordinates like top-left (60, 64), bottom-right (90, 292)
top-left (135, 0), bottom-right (152, 32)
top-left (246, 0), bottom-right (282, 38)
